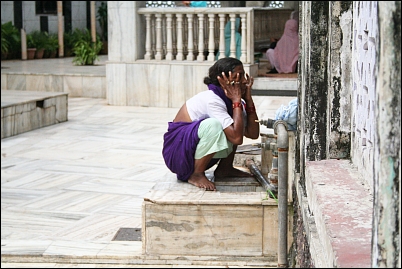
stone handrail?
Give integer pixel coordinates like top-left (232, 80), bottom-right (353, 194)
top-left (137, 7), bottom-right (254, 64)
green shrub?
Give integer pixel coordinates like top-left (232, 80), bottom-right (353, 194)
top-left (26, 33), bottom-right (35, 48)
top-left (30, 30), bottom-right (47, 50)
top-left (45, 32), bottom-right (59, 53)
top-left (72, 39), bottom-right (103, 65)
top-left (1, 21), bottom-right (21, 56)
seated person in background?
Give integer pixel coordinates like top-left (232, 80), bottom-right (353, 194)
top-left (215, 17), bottom-right (242, 60)
top-left (182, 1), bottom-right (208, 7)
top-left (162, 57), bottom-right (259, 191)
top-left (265, 11), bottom-right (299, 73)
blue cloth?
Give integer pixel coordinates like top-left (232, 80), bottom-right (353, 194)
top-left (190, 1), bottom-right (207, 7)
top-left (162, 84), bottom-right (232, 181)
top-left (216, 17), bottom-right (241, 60)
top-left (274, 98), bottom-right (298, 130)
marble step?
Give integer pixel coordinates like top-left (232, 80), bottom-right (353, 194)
top-left (1, 90), bottom-right (68, 139)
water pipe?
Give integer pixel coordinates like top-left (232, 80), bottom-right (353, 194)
top-left (257, 118), bottom-right (289, 267)
top-left (246, 159), bottom-right (278, 197)
top-left (273, 120), bottom-right (289, 268)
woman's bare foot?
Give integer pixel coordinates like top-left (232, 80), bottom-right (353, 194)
top-left (214, 167), bottom-right (254, 178)
top-left (188, 172), bottom-right (216, 191)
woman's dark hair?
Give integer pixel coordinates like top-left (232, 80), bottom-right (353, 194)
top-left (204, 57), bottom-right (243, 86)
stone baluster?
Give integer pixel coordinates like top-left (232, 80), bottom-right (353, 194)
top-left (166, 13), bottom-right (173, 60)
top-left (229, 14), bottom-right (237, 58)
top-left (151, 16), bottom-right (156, 57)
top-left (186, 14), bottom-right (194, 61)
top-left (155, 14), bottom-right (163, 60)
top-left (197, 14), bottom-right (205, 61)
top-left (176, 14), bottom-right (184, 61)
top-left (218, 14), bottom-right (226, 60)
top-left (207, 14), bottom-right (216, 61)
top-left (240, 13), bottom-right (247, 62)
top-left (144, 14), bottom-right (152, 60)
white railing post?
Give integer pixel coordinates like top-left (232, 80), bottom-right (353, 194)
top-left (240, 13), bottom-right (247, 62)
top-left (207, 14), bottom-right (216, 61)
top-left (166, 13), bottom-right (174, 60)
top-left (218, 14), bottom-right (226, 59)
top-left (144, 14), bottom-right (152, 60)
top-left (176, 14), bottom-right (184, 61)
top-left (155, 14), bottom-right (163, 60)
top-left (186, 13), bottom-right (194, 61)
top-left (138, 7), bottom-right (255, 64)
top-left (229, 14), bottom-right (237, 58)
top-left (197, 14), bottom-right (205, 61)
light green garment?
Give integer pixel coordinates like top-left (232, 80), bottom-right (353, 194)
top-left (215, 17), bottom-right (241, 60)
top-left (195, 118), bottom-right (233, 159)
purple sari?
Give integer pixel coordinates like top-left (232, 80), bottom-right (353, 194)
top-left (162, 84), bottom-right (232, 181)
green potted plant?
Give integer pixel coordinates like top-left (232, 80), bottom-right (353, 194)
top-left (1, 21), bottom-right (21, 59)
top-left (44, 32), bottom-right (59, 58)
top-left (26, 33), bottom-right (36, 60)
top-left (31, 30), bottom-right (47, 59)
top-left (64, 30), bottom-right (75, 57)
top-left (72, 29), bottom-right (103, 65)
top-left (97, 2), bottom-right (108, 54)
top-left (1, 24), bottom-right (10, 59)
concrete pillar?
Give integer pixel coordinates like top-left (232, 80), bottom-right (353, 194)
top-left (57, 1), bottom-right (64, 57)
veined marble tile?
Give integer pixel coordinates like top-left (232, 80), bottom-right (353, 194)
top-left (65, 178), bottom-right (157, 197)
top-left (97, 241), bottom-right (142, 257)
top-left (1, 239), bottom-right (52, 255)
top-left (43, 240), bottom-right (107, 256)
top-left (1, 172), bottom-right (87, 190)
top-left (50, 214), bottom-right (139, 242)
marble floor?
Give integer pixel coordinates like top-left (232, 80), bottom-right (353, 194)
top-left (1, 57), bottom-right (296, 267)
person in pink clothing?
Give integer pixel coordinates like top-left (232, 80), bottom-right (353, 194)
top-left (266, 11), bottom-right (299, 74)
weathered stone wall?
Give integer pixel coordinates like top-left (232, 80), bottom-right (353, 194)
top-left (296, 1), bottom-right (400, 267)
top-left (372, 2), bottom-right (401, 267)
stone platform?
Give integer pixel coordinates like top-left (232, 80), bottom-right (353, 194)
top-left (1, 90), bottom-right (68, 139)
top-left (142, 170), bottom-right (293, 262)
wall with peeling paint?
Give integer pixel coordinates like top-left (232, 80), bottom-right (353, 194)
top-left (296, 1), bottom-right (400, 268)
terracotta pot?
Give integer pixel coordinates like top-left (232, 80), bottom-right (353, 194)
top-left (49, 50), bottom-right (57, 58)
top-left (27, 48), bottom-right (37, 60)
top-left (35, 48), bottom-right (45, 59)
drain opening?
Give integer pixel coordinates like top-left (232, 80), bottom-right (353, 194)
top-left (36, 100), bottom-right (44, 108)
top-left (112, 228), bottom-right (141, 241)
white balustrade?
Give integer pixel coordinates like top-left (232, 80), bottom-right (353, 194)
top-left (186, 14), bottom-right (194, 61)
top-left (155, 14), bottom-right (163, 60)
top-left (218, 14), bottom-right (226, 60)
top-left (229, 14), bottom-right (237, 58)
top-left (165, 14), bottom-right (173, 60)
top-left (176, 13), bottom-right (184, 61)
top-left (207, 13), bottom-right (216, 61)
top-left (197, 14), bottom-right (205, 61)
top-left (137, 8), bottom-right (254, 64)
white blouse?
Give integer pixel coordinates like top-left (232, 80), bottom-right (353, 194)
top-left (186, 90), bottom-right (247, 130)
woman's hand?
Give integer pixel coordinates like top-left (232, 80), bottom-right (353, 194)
top-left (243, 73), bottom-right (254, 101)
top-left (217, 71), bottom-right (242, 103)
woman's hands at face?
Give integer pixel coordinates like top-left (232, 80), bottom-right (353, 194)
top-left (242, 73), bottom-right (254, 100)
top-left (217, 71), bottom-right (242, 102)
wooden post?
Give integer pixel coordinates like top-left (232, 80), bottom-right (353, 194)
top-left (21, 29), bottom-right (27, 60)
top-left (91, 1), bottom-right (96, 43)
top-left (57, 1), bottom-right (64, 57)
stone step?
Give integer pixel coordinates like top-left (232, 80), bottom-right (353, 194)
top-left (1, 90), bottom-right (68, 139)
top-left (142, 171), bottom-right (293, 262)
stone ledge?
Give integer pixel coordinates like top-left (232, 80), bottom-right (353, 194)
top-left (1, 90), bottom-right (68, 139)
top-left (304, 159), bottom-right (373, 268)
